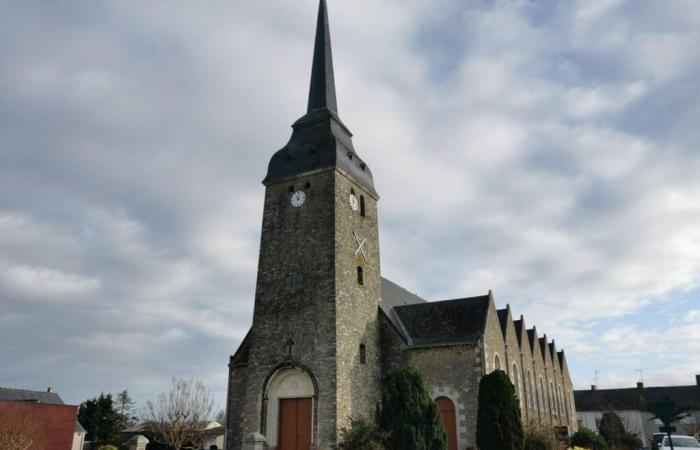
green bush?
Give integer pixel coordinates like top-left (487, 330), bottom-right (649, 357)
top-left (378, 367), bottom-right (447, 450)
top-left (570, 427), bottom-right (609, 450)
top-left (338, 417), bottom-right (387, 450)
top-left (476, 370), bottom-right (524, 450)
top-left (598, 412), bottom-right (624, 446)
top-left (96, 446), bottom-right (118, 450)
top-left (524, 428), bottom-right (556, 450)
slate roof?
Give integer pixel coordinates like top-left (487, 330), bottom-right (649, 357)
top-left (230, 329), bottom-right (252, 367)
top-left (262, 0), bottom-right (376, 196)
top-left (380, 277), bottom-right (427, 308)
top-left (497, 308), bottom-right (509, 338)
top-left (0, 388), bottom-right (65, 405)
top-left (575, 384), bottom-right (700, 412)
top-left (392, 295), bottom-right (490, 348)
top-left (513, 318), bottom-right (525, 348)
top-left (539, 337), bottom-right (548, 359)
top-left (527, 329), bottom-right (538, 357)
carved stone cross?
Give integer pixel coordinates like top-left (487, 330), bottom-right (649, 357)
top-left (286, 338), bottom-right (295, 359)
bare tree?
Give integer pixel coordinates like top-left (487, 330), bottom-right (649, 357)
top-left (215, 409), bottom-right (226, 425)
top-left (143, 378), bottom-right (214, 449)
top-left (0, 405), bottom-right (45, 450)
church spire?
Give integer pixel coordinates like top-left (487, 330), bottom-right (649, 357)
top-left (307, 0), bottom-right (338, 114)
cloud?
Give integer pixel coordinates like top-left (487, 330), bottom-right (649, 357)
top-left (1, 0), bottom-right (699, 409)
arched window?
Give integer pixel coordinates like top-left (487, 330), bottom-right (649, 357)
top-left (512, 363), bottom-right (521, 407)
top-left (360, 195), bottom-right (366, 217)
top-left (359, 344), bottom-right (366, 364)
top-left (549, 382), bottom-right (556, 416)
top-left (357, 266), bottom-right (364, 285)
top-left (494, 354), bottom-right (501, 371)
top-left (527, 371), bottom-right (534, 410)
top-left (539, 377), bottom-right (546, 412)
top-left (559, 384), bottom-right (564, 416)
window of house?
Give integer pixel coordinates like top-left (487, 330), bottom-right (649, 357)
top-left (357, 266), bottom-right (364, 285)
top-left (360, 195), bottom-right (365, 217)
top-left (359, 344), bottom-right (366, 364)
top-left (494, 354), bottom-right (501, 371)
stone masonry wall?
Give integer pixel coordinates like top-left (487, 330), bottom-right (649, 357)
top-left (502, 311), bottom-right (527, 425)
top-left (516, 322), bottom-right (538, 428)
top-left (529, 328), bottom-right (548, 427)
top-left (227, 171), bottom-right (339, 450)
top-left (333, 169), bottom-right (382, 433)
top-left (407, 345), bottom-right (482, 450)
top-left (482, 296), bottom-right (507, 376)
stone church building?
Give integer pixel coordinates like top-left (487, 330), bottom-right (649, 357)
top-left (225, 2), bottom-right (577, 449)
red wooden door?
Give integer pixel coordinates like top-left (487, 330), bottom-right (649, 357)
top-left (278, 398), bottom-right (312, 450)
top-left (436, 397), bottom-right (457, 450)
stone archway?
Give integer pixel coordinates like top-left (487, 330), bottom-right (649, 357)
top-left (436, 397), bottom-right (457, 450)
top-left (431, 385), bottom-right (467, 450)
top-left (263, 368), bottom-right (316, 450)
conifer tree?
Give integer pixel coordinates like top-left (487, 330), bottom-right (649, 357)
top-left (78, 393), bottom-right (122, 444)
top-left (598, 411), bottom-right (624, 447)
top-left (378, 367), bottom-right (447, 450)
top-left (476, 370), bottom-right (524, 450)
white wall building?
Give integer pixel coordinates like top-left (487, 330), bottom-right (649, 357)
top-left (575, 376), bottom-right (700, 448)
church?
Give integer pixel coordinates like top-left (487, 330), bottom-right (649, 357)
top-left (225, 2), bottom-right (577, 449)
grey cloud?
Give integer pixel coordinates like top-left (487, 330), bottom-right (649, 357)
top-left (2, 0), bottom-right (700, 408)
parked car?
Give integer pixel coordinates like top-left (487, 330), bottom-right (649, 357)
top-left (653, 433), bottom-right (668, 450)
top-left (661, 435), bottom-right (700, 449)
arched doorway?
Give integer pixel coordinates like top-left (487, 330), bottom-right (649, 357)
top-left (264, 368), bottom-right (315, 450)
top-left (436, 397), bottom-right (457, 450)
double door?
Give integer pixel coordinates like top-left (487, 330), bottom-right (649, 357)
top-left (278, 397), bottom-right (312, 450)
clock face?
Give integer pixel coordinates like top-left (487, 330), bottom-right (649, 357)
top-left (290, 191), bottom-right (306, 208)
top-left (349, 194), bottom-right (359, 211)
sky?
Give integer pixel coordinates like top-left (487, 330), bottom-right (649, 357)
top-left (1, 0), bottom-right (700, 413)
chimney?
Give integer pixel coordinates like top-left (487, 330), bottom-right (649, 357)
top-left (47, 387), bottom-right (52, 393)
top-left (637, 382), bottom-right (644, 390)
top-left (591, 385), bottom-right (597, 391)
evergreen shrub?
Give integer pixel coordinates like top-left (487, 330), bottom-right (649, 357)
top-left (598, 412), bottom-right (624, 446)
top-left (338, 417), bottom-right (387, 450)
top-left (378, 367), bottom-right (447, 450)
top-left (524, 428), bottom-right (556, 450)
top-left (570, 427), bottom-right (609, 450)
top-left (475, 370), bottom-right (524, 450)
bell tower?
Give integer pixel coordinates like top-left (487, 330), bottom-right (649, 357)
top-left (225, 1), bottom-right (382, 449)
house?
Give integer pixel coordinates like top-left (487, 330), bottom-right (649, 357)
top-left (575, 375), bottom-right (700, 447)
top-left (123, 420), bottom-right (224, 448)
top-left (0, 387), bottom-right (85, 450)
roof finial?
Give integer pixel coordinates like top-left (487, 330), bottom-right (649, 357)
top-left (307, 0), bottom-right (338, 114)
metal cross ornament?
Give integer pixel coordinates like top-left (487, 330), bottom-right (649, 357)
top-left (352, 231), bottom-right (367, 262)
